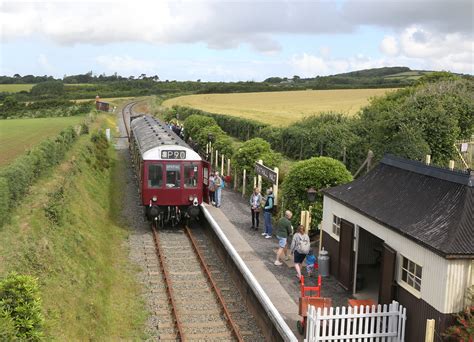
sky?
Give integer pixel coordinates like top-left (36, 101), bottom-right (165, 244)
top-left (0, 0), bottom-right (473, 81)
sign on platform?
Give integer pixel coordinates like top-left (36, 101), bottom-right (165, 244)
top-left (255, 163), bottom-right (277, 184)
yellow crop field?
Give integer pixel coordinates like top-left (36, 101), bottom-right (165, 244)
top-left (0, 84), bottom-right (35, 92)
top-left (163, 88), bottom-right (396, 126)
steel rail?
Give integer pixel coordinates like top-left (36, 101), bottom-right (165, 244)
top-left (151, 222), bottom-right (186, 340)
top-left (185, 226), bottom-right (244, 342)
top-left (121, 102), bottom-right (135, 139)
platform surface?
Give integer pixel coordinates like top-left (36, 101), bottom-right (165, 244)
top-left (204, 203), bottom-right (301, 326)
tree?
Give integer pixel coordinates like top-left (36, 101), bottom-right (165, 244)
top-left (281, 157), bottom-right (353, 232)
top-left (30, 81), bottom-right (64, 97)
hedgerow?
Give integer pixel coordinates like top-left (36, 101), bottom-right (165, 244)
top-left (0, 125), bottom-right (85, 228)
top-left (183, 114), bottom-right (233, 157)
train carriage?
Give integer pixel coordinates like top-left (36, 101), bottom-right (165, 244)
top-left (129, 115), bottom-right (210, 226)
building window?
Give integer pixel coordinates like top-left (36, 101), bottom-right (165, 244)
top-left (148, 164), bottom-right (163, 188)
top-left (401, 256), bottom-right (422, 291)
top-left (184, 163), bottom-right (198, 188)
top-left (332, 215), bottom-right (341, 236)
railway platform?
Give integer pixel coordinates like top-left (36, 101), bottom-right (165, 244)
top-left (203, 188), bottom-right (351, 339)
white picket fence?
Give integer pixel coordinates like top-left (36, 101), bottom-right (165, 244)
top-left (305, 301), bottom-right (406, 342)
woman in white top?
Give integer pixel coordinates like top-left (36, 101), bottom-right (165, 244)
top-left (249, 187), bottom-right (262, 231)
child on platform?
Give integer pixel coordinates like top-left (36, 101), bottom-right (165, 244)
top-left (306, 250), bottom-right (316, 277)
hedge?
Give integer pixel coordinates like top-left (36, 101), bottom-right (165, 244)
top-left (0, 273), bottom-right (44, 341)
top-left (0, 126), bottom-right (81, 228)
top-left (167, 105), bottom-right (360, 171)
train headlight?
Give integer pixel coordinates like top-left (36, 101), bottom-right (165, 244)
top-left (189, 195), bottom-right (194, 202)
top-left (152, 196), bottom-right (157, 202)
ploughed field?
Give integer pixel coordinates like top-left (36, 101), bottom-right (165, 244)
top-left (0, 116), bottom-right (83, 166)
top-left (163, 88), bottom-right (396, 126)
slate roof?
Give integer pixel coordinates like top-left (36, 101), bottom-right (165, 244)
top-left (130, 115), bottom-right (190, 156)
top-left (322, 155), bottom-right (474, 259)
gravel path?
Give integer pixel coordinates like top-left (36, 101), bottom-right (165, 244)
top-left (218, 188), bottom-right (351, 308)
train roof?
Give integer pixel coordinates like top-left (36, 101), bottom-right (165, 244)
top-left (130, 115), bottom-right (201, 161)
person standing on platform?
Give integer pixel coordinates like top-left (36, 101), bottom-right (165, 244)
top-left (274, 210), bottom-right (293, 266)
top-left (250, 187), bottom-right (262, 231)
top-left (214, 171), bottom-right (222, 208)
top-left (290, 224), bottom-right (311, 279)
top-left (209, 173), bottom-right (216, 205)
top-left (262, 188), bottom-right (274, 238)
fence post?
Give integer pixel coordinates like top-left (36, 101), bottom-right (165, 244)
top-left (210, 146), bottom-right (213, 167)
top-left (227, 158), bottom-right (231, 176)
top-left (242, 169), bottom-right (247, 197)
top-left (206, 142), bottom-right (209, 160)
top-left (233, 168), bottom-right (238, 190)
top-left (257, 159), bottom-right (263, 190)
top-left (273, 167), bottom-right (279, 206)
top-left (449, 160), bottom-right (455, 170)
top-left (425, 319), bottom-right (435, 342)
top-left (221, 155), bottom-right (224, 175)
top-left (215, 150), bottom-right (219, 169)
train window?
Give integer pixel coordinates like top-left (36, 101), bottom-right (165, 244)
top-left (184, 163), bottom-right (198, 188)
top-left (148, 164), bottom-right (163, 188)
top-left (166, 164), bottom-right (181, 188)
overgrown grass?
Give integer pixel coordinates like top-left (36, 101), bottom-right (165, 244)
top-left (0, 114), bottom-right (146, 339)
top-left (163, 88), bottom-right (396, 126)
top-left (0, 116), bottom-right (84, 167)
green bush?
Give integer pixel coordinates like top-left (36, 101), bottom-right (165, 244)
top-left (281, 157), bottom-right (353, 231)
top-left (0, 307), bottom-right (16, 341)
top-left (183, 114), bottom-right (234, 157)
top-left (0, 273), bottom-right (44, 341)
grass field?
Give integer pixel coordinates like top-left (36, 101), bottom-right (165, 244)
top-left (0, 116), bottom-right (83, 167)
top-left (163, 88), bottom-right (396, 126)
top-left (0, 115), bottom-right (146, 339)
top-left (0, 84), bottom-right (35, 92)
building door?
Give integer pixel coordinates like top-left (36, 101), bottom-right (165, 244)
top-left (338, 219), bottom-right (354, 290)
top-left (378, 243), bottom-right (396, 304)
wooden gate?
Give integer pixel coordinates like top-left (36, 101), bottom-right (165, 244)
top-left (305, 301), bottom-right (407, 341)
top-left (337, 219), bottom-right (354, 290)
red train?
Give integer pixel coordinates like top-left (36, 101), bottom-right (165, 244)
top-left (129, 115), bottom-right (210, 227)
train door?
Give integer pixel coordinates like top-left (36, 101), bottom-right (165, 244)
top-left (202, 160), bottom-right (210, 204)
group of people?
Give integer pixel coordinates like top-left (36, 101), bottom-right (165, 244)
top-left (208, 171), bottom-right (223, 207)
top-left (249, 188), bottom-right (315, 280)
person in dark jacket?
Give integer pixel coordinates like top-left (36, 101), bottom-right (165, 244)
top-left (274, 210), bottom-right (293, 266)
top-left (262, 188), bottom-right (274, 238)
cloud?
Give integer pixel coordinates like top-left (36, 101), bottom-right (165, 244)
top-left (95, 55), bottom-right (157, 74)
top-left (290, 53), bottom-right (389, 77)
top-left (2, 0), bottom-right (472, 51)
top-left (378, 26), bottom-right (474, 74)
top-left (380, 36), bottom-right (399, 56)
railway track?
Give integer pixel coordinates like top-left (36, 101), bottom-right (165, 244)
top-left (150, 223), bottom-right (264, 341)
top-left (121, 101), bottom-right (137, 138)
top-left (123, 101), bottom-right (266, 341)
